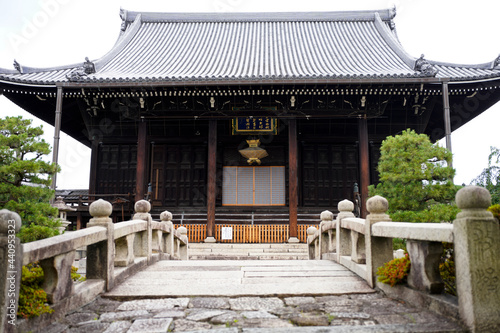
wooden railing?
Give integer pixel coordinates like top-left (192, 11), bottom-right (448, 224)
top-left (175, 224), bottom-right (317, 243)
top-left (0, 199), bottom-right (188, 333)
top-left (307, 186), bottom-right (500, 333)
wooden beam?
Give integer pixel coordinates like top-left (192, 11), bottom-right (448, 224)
top-left (206, 119), bottom-right (217, 239)
top-left (50, 86), bottom-right (63, 192)
top-left (60, 76), bottom-right (445, 89)
top-left (358, 116), bottom-right (370, 218)
top-left (135, 121), bottom-right (148, 203)
top-left (288, 119), bottom-right (298, 239)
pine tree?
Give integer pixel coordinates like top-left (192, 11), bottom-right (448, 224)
top-left (0, 116), bottom-right (61, 242)
top-left (369, 129), bottom-right (460, 222)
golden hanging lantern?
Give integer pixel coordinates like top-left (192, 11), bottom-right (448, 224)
top-left (238, 139), bottom-right (268, 165)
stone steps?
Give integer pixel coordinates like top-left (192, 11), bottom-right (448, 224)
top-left (188, 243), bottom-right (309, 260)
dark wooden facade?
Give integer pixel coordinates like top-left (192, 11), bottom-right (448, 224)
top-left (2, 9), bottom-right (500, 240)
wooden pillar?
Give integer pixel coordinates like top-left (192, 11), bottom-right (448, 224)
top-left (205, 119), bottom-right (217, 242)
top-left (50, 86), bottom-right (63, 192)
top-left (76, 211), bottom-right (82, 230)
top-left (358, 115), bottom-right (370, 218)
top-left (89, 140), bottom-right (99, 198)
top-left (442, 82), bottom-right (453, 169)
top-left (288, 119), bottom-right (299, 242)
top-left (135, 120), bottom-right (147, 203)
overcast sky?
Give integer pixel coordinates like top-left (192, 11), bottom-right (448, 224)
top-left (0, 0), bottom-right (499, 189)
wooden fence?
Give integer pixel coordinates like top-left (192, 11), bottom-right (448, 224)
top-left (175, 224), bottom-right (318, 243)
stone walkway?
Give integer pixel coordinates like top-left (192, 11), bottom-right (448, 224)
top-left (105, 260), bottom-right (374, 298)
top-left (44, 293), bottom-right (465, 333)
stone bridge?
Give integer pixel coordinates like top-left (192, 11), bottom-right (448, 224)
top-left (0, 186), bottom-right (499, 332)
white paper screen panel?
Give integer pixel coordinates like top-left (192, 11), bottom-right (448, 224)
top-left (222, 166), bottom-right (285, 206)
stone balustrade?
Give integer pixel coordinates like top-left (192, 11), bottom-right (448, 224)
top-left (307, 186), bottom-right (500, 333)
top-left (0, 199), bottom-right (188, 333)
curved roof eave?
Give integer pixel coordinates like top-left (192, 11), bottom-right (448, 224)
top-left (94, 14), bottom-right (143, 72)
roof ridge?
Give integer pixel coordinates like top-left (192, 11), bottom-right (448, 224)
top-left (94, 14), bottom-right (143, 73)
top-left (429, 58), bottom-right (500, 70)
top-left (373, 12), bottom-right (416, 70)
top-left (4, 62), bottom-right (84, 75)
top-left (120, 9), bottom-right (396, 24)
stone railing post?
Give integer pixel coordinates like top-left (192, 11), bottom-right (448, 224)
top-left (160, 211), bottom-right (174, 258)
top-left (114, 233), bottom-right (135, 267)
top-left (86, 199), bottom-right (115, 291)
top-left (0, 210), bottom-right (22, 333)
top-left (365, 195), bottom-right (393, 288)
top-left (39, 249), bottom-right (75, 304)
top-left (133, 200), bottom-right (152, 263)
top-left (350, 229), bottom-right (366, 264)
top-left (453, 186), bottom-right (500, 332)
top-left (307, 226), bottom-right (319, 259)
top-left (336, 199), bottom-right (355, 263)
top-left (177, 226), bottom-right (188, 260)
top-left (319, 210), bottom-right (334, 257)
top-left (406, 240), bottom-right (444, 294)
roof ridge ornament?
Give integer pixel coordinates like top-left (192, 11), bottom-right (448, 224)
top-left (414, 54), bottom-right (439, 77)
top-left (13, 59), bottom-right (23, 74)
top-left (491, 54), bottom-right (500, 69)
top-left (120, 8), bottom-right (127, 31)
top-left (389, 5), bottom-right (397, 31)
top-left (83, 57), bottom-right (95, 74)
top-left (66, 57), bottom-right (95, 82)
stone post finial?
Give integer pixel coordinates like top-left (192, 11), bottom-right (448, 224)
top-left (366, 195), bottom-right (389, 215)
top-left (177, 226), bottom-right (187, 237)
top-left (320, 210), bottom-right (334, 222)
top-left (160, 210), bottom-right (173, 222)
top-left (456, 185), bottom-right (492, 217)
top-left (0, 209), bottom-right (21, 234)
top-left (89, 199), bottom-right (113, 224)
top-left (338, 199), bottom-right (354, 213)
top-left (134, 200), bottom-right (151, 214)
top-left (307, 226), bottom-right (317, 236)
top-left (133, 199), bottom-right (152, 222)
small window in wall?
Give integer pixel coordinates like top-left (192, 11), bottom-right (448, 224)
top-left (222, 166), bottom-right (285, 206)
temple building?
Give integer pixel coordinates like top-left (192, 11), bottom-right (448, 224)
top-left (1, 8), bottom-right (500, 242)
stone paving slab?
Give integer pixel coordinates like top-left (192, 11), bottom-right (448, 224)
top-left (241, 264), bottom-right (348, 271)
top-left (43, 293), bottom-right (464, 333)
top-left (243, 270), bottom-right (355, 277)
top-left (127, 318), bottom-right (173, 332)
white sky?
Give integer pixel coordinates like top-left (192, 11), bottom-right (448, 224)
top-left (0, 0), bottom-right (499, 189)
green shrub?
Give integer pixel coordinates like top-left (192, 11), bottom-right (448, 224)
top-left (488, 204), bottom-right (500, 222)
top-left (392, 238), bottom-right (406, 251)
top-left (17, 223), bottom-right (60, 243)
top-left (440, 243), bottom-right (456, 296)
top-left (17, 263), bottom-right (53, 319)
top-left (71, 266), bottom-right (85, 282)
top-left (377, 254), bottom-right (411, 287)
top-left (390, 203), bottom-right (460, 223)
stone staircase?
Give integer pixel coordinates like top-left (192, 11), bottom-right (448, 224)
top-left (188, 243), bottom-right (309, 260)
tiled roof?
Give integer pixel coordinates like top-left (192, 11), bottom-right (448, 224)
top-left (1, 9), bottom-right (500, 85)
